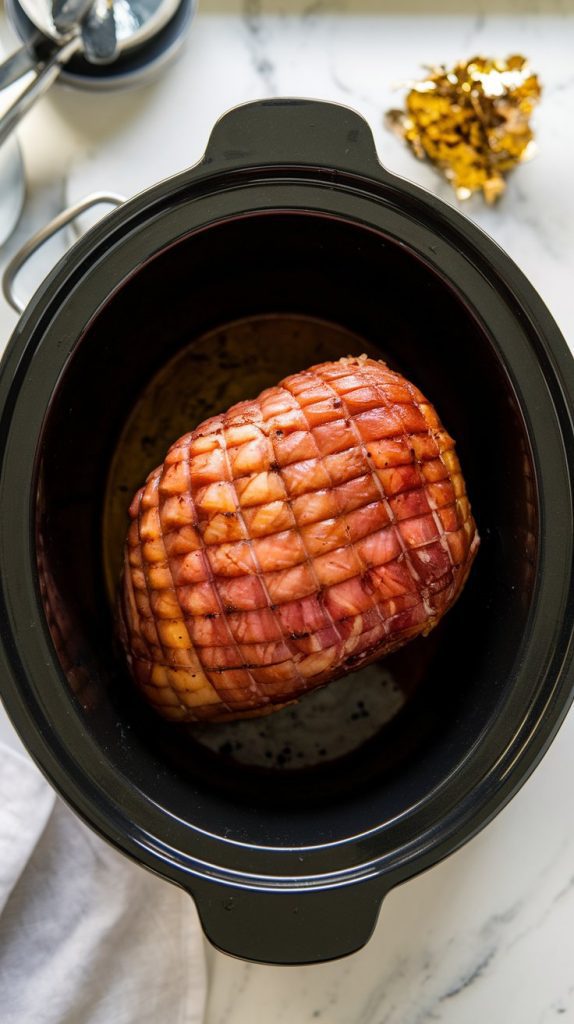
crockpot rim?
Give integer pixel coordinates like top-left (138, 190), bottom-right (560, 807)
top-left (1, 130), bottom-right (574, 897)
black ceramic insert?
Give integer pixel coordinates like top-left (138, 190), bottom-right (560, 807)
top-left (0, 100), bottom-right (573, 965)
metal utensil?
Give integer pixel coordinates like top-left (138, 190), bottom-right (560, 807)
top-left (52, 0), bottom-right (94, 34)
top-left (81, 0), bottom-right (118, 64)
top-left (0, 0), bottom-right (93, 90)
top-left (0, 0), bottom-right (181, 146)
top-left (20, 0), bottom-right (78, 40)
top-left (0, 35), bottom-right (81, 149)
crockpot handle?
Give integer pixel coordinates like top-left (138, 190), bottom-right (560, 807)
top-left (2, 192), bottom-right (125, 314)
top-left (202, 98), bottom-right (387, 178)
top-left (190, 878), bottom-right (388, 965)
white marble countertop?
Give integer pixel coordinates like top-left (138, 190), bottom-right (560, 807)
top-left (1, 1), bottom-right (574, 1021)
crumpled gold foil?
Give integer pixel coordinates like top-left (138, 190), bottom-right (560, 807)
top-left (386, 55), bottom-right (541, 203)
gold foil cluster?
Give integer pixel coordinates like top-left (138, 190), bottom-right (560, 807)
top-left (386, 55), bottom-right (541, 203)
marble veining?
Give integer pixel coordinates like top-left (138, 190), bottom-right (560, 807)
top-left (242, 0), bottom-right (278, 93)
top-left (1, 1), bottom-right (573, 1022)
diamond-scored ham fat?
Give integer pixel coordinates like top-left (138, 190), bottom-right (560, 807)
top-left (118, 356), bottom-right (479, 722)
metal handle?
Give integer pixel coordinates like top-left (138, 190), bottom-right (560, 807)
top-left (0, 42), bottom-right (40, 91)
top-left (0, 29), bottom-right (68, 92)
top-left (0, 35), bottom-right (80, 151)
top-left (0, 0), bottom-right (96, 92)
top-left (2, 192), bottom-right (125, 314)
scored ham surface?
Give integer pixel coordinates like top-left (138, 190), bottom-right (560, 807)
top-left (118, 356), bottom-right (479, 722)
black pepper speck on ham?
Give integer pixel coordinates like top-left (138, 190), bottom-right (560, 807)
top-left (118, 356), bottom-right (479, 722)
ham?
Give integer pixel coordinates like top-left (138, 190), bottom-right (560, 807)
top-left (118, 356), bottom-right (479, 722)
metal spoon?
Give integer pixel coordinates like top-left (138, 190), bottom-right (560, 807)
top-left (52, 0), bottom-right (94, 34)
top-left (0, 0), bottom-right (180, 147)
top-left (81, 0), bottom-right (118, 65)
top-left (0, 0), bottom-right (94, 90)
top-left (53, 0), bottom-right (118, 66)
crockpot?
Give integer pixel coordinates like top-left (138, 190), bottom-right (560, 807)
top-left (1, 99), bottom-right (573, 966)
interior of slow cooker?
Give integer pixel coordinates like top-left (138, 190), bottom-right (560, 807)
top-left (35, 212), bottom-right (537, 847)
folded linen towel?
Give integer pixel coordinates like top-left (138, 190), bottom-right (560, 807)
top-left (0, 737), bottom-right (207, 1024)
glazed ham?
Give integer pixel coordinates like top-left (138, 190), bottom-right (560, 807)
top-left (118, 356), bottom-right (479, 722)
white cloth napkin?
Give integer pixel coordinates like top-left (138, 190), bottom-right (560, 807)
top-left (0, 741), bottom-right (207, 1024)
